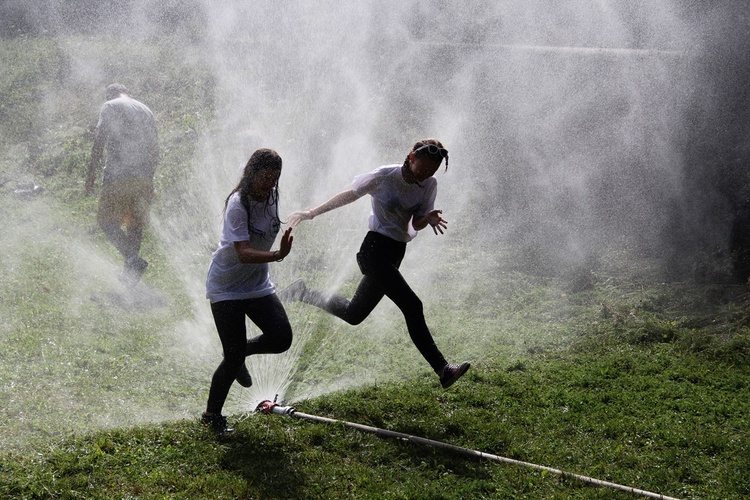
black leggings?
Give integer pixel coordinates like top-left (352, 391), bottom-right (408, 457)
top-left (206, 293), bottom-right (292, 414)
top-left (303, 231), bottom-right (447, 373)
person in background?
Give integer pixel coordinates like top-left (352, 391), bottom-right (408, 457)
top-left (284, 138), bottom-right (470, 389)
top-left (203, 148), bottom-right (294, 434)
top-left (86, 83), bottom-right (159, 285)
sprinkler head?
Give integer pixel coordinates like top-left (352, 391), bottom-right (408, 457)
top-left (256, 400), bottom-right (277, 414)
top-left (256, 399), bottom-right (296, 416)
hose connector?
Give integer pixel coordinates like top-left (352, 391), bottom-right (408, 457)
top-left (256, 399), bottom-right (296, 416)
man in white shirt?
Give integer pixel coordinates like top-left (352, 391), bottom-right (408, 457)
top-left (86, 83), bottom-right (159, 285)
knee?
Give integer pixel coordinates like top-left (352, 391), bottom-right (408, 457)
top-left (405, 296), bottom-right (423, 313)
top-left (271, 327), bottom-right (293, 353)
top-left (345, 315), bottom-right (366, 326)
top-left (222, 349), bottom-right (245, 370)
top-left (401, 296), bottom-right (424, 319)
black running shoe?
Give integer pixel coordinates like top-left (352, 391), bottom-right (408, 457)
top-left (236, 363), bottom-right (253, 387)
top-left (440, 362), bottom-right (471, 389)
top-left (277, 279), bottom-right (307, 302)
top-left (119, 255), bottom-right (148, 286)
top-left (201, 413), bottom-right (234, 434)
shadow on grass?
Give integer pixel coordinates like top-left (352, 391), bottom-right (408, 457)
top-left (217, 431), bottom-right (306, 498)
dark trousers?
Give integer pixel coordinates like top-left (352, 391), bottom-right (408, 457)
top-left (206, 294), bottom-right (292, 414)
top-left (303, 231), bottom-right (447, 373)
top-left (97, 177), bottom-right (153, 261)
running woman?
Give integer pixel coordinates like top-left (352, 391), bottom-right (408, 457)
top-left (203, 148), bottom-right (294, 434)
top-left (284, 139), bottom-right (469, 389)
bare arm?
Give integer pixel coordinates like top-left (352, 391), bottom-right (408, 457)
top-left (412, 209), bottom-right (448, 235)
top-left (234, 227), bottom-right (294, 263)
top-left (85, 127), bottom-right (105, 194)
top-left (287, 189), bottom-right (362, 227)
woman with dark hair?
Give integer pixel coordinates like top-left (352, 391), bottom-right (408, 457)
top-left (202, 148), bottom-right (294, 434)
top-left (284, 139), bottom-right (469, 389)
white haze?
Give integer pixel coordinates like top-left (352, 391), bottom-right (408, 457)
top-left (3, 0), bottom-right (733, 424)
top-left (158, 1), bottom-right (708, 410)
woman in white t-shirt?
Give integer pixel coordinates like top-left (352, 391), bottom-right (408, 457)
top-left (284, 139), bottom-right (469, 390)
top-left (202, 148), bottom-right (294, 434)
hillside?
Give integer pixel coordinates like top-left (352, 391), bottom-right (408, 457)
top-left (1, 35), bottom-right (749, 499)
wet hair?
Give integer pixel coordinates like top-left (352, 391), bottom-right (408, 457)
top-left (403, 138), bottom-right (449, 172)
top-left (106, 83), bottom-right (129, 101)
top-left (225, 148), bottom-right (282, 213)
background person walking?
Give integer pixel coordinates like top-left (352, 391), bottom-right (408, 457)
top-left (86, 83), bottom-right (159, 284)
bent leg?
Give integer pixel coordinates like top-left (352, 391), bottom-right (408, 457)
top-left (376, 265), bottom-right (447, 373)
top-left (98, 178), bottom-right (152, 261)
top-left (98, 184), bottom-right (137, 260)
top-left (244, 294), bottom-right (293, 355)
top-left (123, 177), bottom-right (154, 258)
top-left (301, 275), bottom-right (384, 325)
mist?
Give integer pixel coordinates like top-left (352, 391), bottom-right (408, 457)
top-left (5, 1), bottom-right (749, 270)
top-left (2, 0), bottom-right (750, 429)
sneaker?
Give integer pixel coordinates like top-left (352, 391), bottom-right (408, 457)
top-left (440, 362), bottom-right (471, 389)
top-left (119, 255), bottom-right (148, 286)
top-left (201, 413), bottom-right (234, 434)
top-left (277, 278), bottom-right (307, 302)
top-left (236, 363), bottom-right (253, 387)
top-left (127, 255), bottom-right (148, 278)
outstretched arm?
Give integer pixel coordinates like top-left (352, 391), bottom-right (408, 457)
top-left (413, 209), bottom-right (448, 235)
top-left (287, 189), bottom-right (362, 227)
top-left (85, 128), bottom-right (106, 195)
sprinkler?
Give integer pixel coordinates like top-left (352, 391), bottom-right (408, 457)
top-left (256, 395), bottom-right (296, 416)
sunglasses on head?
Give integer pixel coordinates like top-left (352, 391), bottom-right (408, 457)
top-left (414, 143), bottom-right (449, 159)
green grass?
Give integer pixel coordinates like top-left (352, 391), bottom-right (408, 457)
top-left (2, 186), bottom-right (749, 498)
top-left (1, 35), bottom-right (750, 499)
top-left (1, 352), bottom-right (748, 498)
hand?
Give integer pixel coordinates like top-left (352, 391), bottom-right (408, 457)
top-left (287, 210), bottom-right (312, 228)
top-left (277, 227), bottom-right (294, 258)
top-left (426, 209), bottom-right (447, 235)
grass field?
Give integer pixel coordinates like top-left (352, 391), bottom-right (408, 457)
top-left (2, 187), bottom-right (749, 498)
top-left (1, 35), bottom-right (749, 499)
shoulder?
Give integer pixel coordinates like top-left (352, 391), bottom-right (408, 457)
top-left (132, 99), bottom-right (154, 116)
top-left (380, 164), bottom-right (401, 175)
top-left (98, 98), bottom-right (126, 119)
top-left (360, 165), bottom-right (398, 177)
top-left (367, 164), bottom-right (401, 181)
top-left (99, 100), bottom-right (115, 116)
top-left (353, 165), bottom-right (395, 192)
top-left (226, 192), bottom-right (244, 212)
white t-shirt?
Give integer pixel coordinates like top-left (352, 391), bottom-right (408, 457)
top-left (205, 191), bottom-right (281, 302)
top-left (351, 165), bottom-right (437, 243)
top-left (97, 97), bottom-right (158, 184)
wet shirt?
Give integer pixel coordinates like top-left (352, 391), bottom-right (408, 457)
top-left (96, 97), bottom-right (158, 184)
top-left (351, 165), bottom-right (437, 243)
top-left (205, 191), bottom-right (281, 302)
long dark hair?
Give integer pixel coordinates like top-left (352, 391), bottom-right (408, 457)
top-left (225, 148), bottom-right (282, 215)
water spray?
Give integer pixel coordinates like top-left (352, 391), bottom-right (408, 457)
top-left (256, 399), bottom-right (680, 500)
